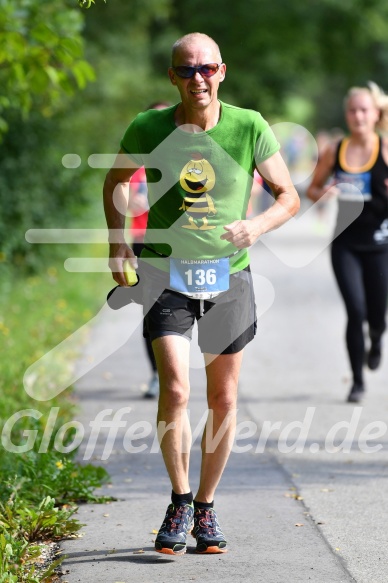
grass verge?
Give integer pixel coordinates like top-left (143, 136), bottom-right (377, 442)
top-left (0, 240), bottom-right (114, 582)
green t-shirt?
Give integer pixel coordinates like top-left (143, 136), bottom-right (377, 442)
top-left (120, 101), bottom-right (279, 273)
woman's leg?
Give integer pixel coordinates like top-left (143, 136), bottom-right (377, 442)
top-left (331, 243), bottom-right (366, 389)
top-left (362, 247), bottom-right (388, 369)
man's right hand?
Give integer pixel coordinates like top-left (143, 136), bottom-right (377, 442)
top-left (109, 243), bottom-right (138, 287)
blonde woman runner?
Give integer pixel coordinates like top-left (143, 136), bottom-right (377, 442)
top-left (307, 82), bottom-right (388, 403)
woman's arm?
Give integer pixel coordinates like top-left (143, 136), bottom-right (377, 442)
top-left (306, 143), bottom-right (337, 202)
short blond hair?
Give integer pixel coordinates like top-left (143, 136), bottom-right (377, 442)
top-left (345, 81), bottom-right (388, 132)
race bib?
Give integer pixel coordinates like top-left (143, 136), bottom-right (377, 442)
top-left (336, 170), bottom-right (372, 201)
top-left (170, 258), bottom-right (229, 296)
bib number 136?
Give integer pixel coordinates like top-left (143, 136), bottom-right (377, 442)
top-left (170, 258), bottom-right (229, 294)
top-left (185, 268), bottom-right (217, 286)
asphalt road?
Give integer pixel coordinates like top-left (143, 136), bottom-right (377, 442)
top-left (61, 201), bottom-right (388, 583)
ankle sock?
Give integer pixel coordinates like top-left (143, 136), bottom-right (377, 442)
top-left (171, 490), bottom-right (193, 506)
top-left (194, 500), bottom-right (214, 509)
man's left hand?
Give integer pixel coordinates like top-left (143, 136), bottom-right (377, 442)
top-left (220, 219), bottom-right (261, 249)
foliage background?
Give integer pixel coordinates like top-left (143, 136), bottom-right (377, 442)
top-left (0, 2), bottom-right (388, 578)
top-left (1, 0), bottom-right (388, 268)
top-left (2, 0), bottom-right (388, 269)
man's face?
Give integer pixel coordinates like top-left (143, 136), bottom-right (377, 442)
top-left (168, 41), bottom-right (226, 110)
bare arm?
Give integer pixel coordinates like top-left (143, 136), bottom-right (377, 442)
top-left (103, 148), bottom-right (139, 286)
top-left (220, 151), bottom-right (300, 249)
top-left (382, 138), bottom-right (388, 200)
top-left (382, 136), bottom-right (388, 167)
top-left (306, 143), bottom-right (337, 202)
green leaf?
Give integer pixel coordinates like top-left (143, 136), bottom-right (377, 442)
top-left (79, 0), bottom-right (95, 8)
top-left (72, 60), bottom-right (96, 89)
top-left (45, 66), bottom-right (59, 86)
top-left (0, 533), bottom-right (6, 551)
top-left (28, 67), bottom-right (49, 94)
top-left (60, 37), bottom-right (83, 58)
top-left (30, 23), bottom-right (59, 47)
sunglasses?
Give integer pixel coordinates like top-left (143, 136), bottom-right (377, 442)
top-left (172, 63), bottom-right (223, 79)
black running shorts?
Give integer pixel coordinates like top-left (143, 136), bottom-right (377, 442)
top-left (140, 260), bottom-right (257, 355)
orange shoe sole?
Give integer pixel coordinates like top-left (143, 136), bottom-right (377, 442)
top-left (155, 547), bottom-right (186, 556)
top-left (196, 545), bottom-right (228, 554)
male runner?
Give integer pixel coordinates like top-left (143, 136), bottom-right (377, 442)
top-left (103, 32), bottom-right (300, 555)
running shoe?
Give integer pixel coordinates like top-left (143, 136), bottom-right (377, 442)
top-left (155, 502), bottom-right (194, 555)
top-left (192, 507), bottom-right (227, 553)
top-left (367, 341), bottom-right (382, 370)
top-left (347, 383), bottom-right (365, 403)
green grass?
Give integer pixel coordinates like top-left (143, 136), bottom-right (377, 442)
top-left (0, 236), bottom-right (115, 581)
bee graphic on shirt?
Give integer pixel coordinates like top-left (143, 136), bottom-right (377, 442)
top-left (179, 154), bottom-right (217, 230)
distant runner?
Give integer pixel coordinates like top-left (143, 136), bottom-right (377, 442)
top-left (307, 82), bottom-right (388, 403)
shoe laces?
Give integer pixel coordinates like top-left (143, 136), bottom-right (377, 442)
top-left (165, 504), bottom-right (191, 534)
top-left (196, 508), bottom-right (218, 535)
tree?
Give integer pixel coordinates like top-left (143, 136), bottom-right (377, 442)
top-left (166, 0), bottom-right (388, 130)
top-left (0, 0), bottom-right (94, 137)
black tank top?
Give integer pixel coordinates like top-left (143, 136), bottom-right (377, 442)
top-left (333, 136), bottom-right (388, 249)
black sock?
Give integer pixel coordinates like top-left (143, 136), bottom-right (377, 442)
top-left (193, 500), bottom-right (214, 509)
top-left (171, 490), bottom-right (193, 506)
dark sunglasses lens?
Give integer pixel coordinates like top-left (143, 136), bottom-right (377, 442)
top-left (174, 64), bottom-right (220, 78)
top-left (174, 66), bottom-right (195, 78)
top-left (200, 64), bottom-right (219, 77)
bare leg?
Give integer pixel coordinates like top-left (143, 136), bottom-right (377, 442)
top-left (195, 350), bottom-right (243, 502)
top-left (152, 335), bottom-right (192, 494)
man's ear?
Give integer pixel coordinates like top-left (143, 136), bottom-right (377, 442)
top-left (219, 63), bottom-right (226, 83)
top-left (168, 68), bottom-right (177, 86)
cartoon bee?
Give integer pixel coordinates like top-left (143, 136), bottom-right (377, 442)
top-left (179, 155), bottom-right (217, 230)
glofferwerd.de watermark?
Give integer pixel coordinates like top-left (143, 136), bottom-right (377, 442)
top-left (2, 406), bottom-right (387, 461)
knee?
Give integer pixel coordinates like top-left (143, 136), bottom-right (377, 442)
top-left (158, 380), bottom-right (189, 412)
top-left (347, 303), bottom-right (365, 326)
top-left (207, 390), bottom-right (237, 416)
